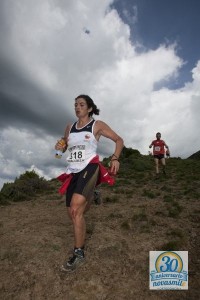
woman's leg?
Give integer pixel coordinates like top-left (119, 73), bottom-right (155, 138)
top-left (69, 193), bottom-right (88, 248)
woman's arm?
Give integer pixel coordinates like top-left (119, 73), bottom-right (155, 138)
top-left (94, 120), bottom-right (124, 174)
top-left (55, 124), bottom-right (71, 153)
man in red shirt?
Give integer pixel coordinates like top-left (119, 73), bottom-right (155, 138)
top-left (149, 132), bottom-right (169, 177)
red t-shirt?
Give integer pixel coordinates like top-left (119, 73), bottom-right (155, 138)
top-left (151, 139), bottom-right (166, 155)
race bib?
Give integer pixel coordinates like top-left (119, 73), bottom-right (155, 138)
top-left (155, 146), bottom-right (160, 151)
top-left (67, 145), bottom-right (85, 162)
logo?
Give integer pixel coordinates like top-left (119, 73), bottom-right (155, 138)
top-left (83, 171), bottom-right (87, 178)
top-left (149, 251), bottom-right (188, 290)
top-left (85, 134), bottom-right (90, 140)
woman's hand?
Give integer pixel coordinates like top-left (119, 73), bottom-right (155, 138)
top-left (55, 138), bottom-right (67, 151)
top-left (109, 159), bottom-right (120, 175)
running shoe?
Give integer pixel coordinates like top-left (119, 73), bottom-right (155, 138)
top-left (94, 189), bottom-right (101, 205)
top-left (61, 249), bottom-right (85, 272)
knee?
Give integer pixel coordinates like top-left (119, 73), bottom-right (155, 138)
top-left (70, 206), bottom-right (82, 221)
top-left (70, 207), bottom-right (77, 219)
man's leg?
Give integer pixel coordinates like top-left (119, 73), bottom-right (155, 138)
top-left (161, 158), bottom-right (166, 174)
top-left (154, 158), bottom-right (159, 174)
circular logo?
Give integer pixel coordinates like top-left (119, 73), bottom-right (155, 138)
top-left (155, 251), bottom-right (183, 273)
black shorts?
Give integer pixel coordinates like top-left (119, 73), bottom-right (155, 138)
top-left (66, 163), bottom-right (99, 207)
top-left (154, 154), bottom-right (164, 160)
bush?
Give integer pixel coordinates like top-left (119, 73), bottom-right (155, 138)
top-left (122, 146), bottom-right (141, 159)
top-left (0, 170), bottom-right (50, 204)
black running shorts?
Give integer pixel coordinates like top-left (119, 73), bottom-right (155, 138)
top-left (154, 154), bottom-right (164, 160)
top-left (66, 163), bottom-right (99, 207)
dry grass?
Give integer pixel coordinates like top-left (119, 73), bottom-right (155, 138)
top-left (0, 154), bottom-right (199, 299)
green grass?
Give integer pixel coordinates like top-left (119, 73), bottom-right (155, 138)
top-left (121, 220), bottom-right (131, 230)
top-left (132, 209), bottom-right (148, 222)
top-left (167, 201), bottom-right (183, 218)
top-left (51, 244), bottom-right (61, 251)
top-left (166, 229), bottom-right (184, 238)
top-left (108, 213), bottom-right (123, 219)
top-left (163, 195), bottom-right (174, 202)
top-left (142, 189), bottom-right (156, 199)
top-left (104, 196), bottom-right (119, 203)
top-left (160, 240), bottom-right (186, 251)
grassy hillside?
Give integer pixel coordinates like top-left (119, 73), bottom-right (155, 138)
top-left (188, 149), bottom-right (200, 160)
top-left (0, 148), bottom-right (199, 299)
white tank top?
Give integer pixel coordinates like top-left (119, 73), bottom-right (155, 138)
top-left (65, 119), bottom-right (98, 173)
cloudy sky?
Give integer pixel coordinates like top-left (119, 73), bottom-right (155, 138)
top-left (0, 0), bottom-right (200, 189)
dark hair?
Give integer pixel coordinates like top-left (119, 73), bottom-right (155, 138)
top-left (75, 94), bottom-right (100, 117)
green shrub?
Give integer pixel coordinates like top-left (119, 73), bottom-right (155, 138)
top-left (104, 196), bottom-right (119, 203)
top-left (167, 229), bottom-right (184, 238)
top-left (167, 201), bottom-right (183, 218)
top-left (160, 240), bottom-right (185, 251)
top-left (163, 195), bottom-right (173, 202)
top-left (121, 220), bottom-right (131, 230)
top-left (122, 147), bottom-right (141, 158)
top-left (0, 170), bottom-right (50, 204)
top-left (132, 210), bottom-right (148, 222)
top-left (142, 189), bottom-right (156, 199)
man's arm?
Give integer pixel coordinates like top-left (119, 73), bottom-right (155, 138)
top-left (163, 140), bottom-right (169, 149)
top-left (149, 141), bottom-right (153, 148)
